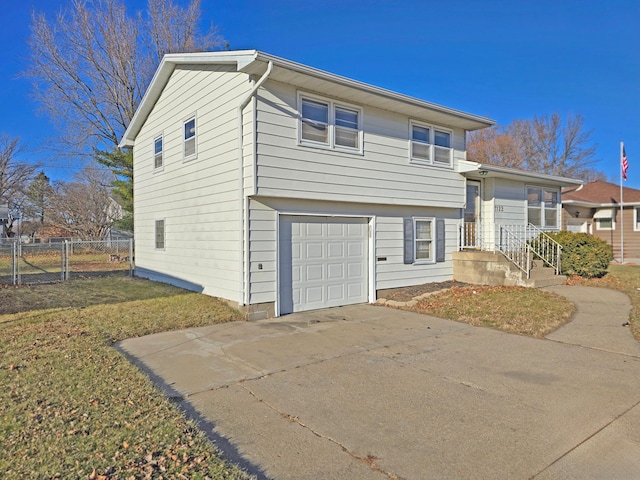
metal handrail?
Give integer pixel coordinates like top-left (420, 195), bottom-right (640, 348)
top-left (498, 224), bottom-right (562, 276)
top-left (498, 225), bottom-right (532, 278)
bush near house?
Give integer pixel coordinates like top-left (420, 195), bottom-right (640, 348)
top-left (547, 231), bottom-right (613, 278)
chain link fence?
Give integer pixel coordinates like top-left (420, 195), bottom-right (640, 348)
top-left (0, 239), bottom-right (134, 285)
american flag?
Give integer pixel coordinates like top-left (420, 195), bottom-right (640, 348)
top-left (622, 146), bottom-right (629, 181)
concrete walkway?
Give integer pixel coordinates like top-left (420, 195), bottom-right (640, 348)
top-left (118, 286), bottom-right (640, 480)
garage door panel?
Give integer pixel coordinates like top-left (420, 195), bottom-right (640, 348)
top-left (327, 263), bottom-right (344, 280)
top-left (280, 216), bottom-right (368, 314)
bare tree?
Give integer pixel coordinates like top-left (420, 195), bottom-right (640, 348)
top-left (47, 166), bottom-right (121, 240)
top-left (25, 0), bottom-right (223, 154)
top-left (468, 113), bottom-right (600, 180)
top-left (0, 134), bottom-right (39, 218)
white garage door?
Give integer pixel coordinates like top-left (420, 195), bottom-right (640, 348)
top-left (279, 216), bottom-right (369, 314)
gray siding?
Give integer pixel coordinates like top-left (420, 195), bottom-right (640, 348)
top-left (254, 80), bottom-right (467, 209)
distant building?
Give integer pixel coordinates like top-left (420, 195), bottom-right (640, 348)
top-left (562, 180), bottom-right (640, 261)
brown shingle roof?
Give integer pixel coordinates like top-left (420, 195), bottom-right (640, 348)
top-left (562, 180), bottom-right (640, 204)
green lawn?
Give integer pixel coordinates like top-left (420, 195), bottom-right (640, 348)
top-left (0, 277), bottom-right (252, 479)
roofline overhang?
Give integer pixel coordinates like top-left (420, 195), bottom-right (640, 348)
top-left (562, 199), bottom-right (640, 208)
top-left (458, 160), bottom-right (583, 187)
top-left (119, 50), bottom-right (495, 148)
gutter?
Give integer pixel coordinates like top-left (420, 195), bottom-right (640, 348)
top-left (237, 60), bottom-right (273, 307)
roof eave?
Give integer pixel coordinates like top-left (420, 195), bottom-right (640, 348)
top-left (119, 50), bottom-right (495, 147)
top-left (460, 161), bottom-right (583, 187)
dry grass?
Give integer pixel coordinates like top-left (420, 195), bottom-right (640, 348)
top-left (404, 285), bottom-right (575, 338)
top-left (0, 277), bottom-right (252, 479)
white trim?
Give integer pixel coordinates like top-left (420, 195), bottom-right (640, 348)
top-left (595, 217), bottom-right (615, 231)
top-left (275, 212), bottom-right (374, 317)
top-left (526, 185), bottom-right (561, 229)
top-left (635, 207), bottom-right (640, 232)
top-left (409, 120), bottom-right (453, 168)
top-left (593, 208), bottom-right (615, 219)
top-left (413, 217), bottom-right (436, 264)
top-left (119, 50), bottom-right (494, 147)
top-left (297, 91), bottom-right (364, 155)
top-left (183, 114), bottom-right (197, 162)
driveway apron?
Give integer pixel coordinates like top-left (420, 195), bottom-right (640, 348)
top-left (118, 286), bottom-right (640, 480)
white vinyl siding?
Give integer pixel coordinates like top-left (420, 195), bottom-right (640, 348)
top-left (133, 64), bottom-right (252, 302)
top-left (410, 121), bottom-right (453, 168)
top-left (257, 80), bottom-right (466, 209)
top-left (298, 93), bottom-right (362, 153)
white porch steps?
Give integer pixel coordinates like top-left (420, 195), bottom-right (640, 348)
top-left (452, 251), bottom-right (566, 288)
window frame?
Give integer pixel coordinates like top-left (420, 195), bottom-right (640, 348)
top-left (183, 114), bottom-right (197, 161)
top-left (155, 219), bottom-right (166, 250)
top-left (526, 186), bottom-right (560, 229)
top-left (298, 92), bottom-right (363, 154)
top-left (413, 217), bottom-right (435, 264)
top-left (596, 217), bottom-right (615, 231)
top-left (409, 120), bottom-right (453, 168)
top-left (634, 207), bottom-right (640, 232)
top-left (153, 133), bottom-right (164, 171)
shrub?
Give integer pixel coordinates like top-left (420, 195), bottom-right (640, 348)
top-left (544, 231), bottom-right (613, 278)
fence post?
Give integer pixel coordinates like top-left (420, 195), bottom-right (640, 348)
top-left (129, 239), bottom-right (134, 277)
top-left (65, 240), bottom-right (70, 281)
top-left (11, 241), bottom-right (16, 285)
top-left (61, 242), bottom-right (66, 282)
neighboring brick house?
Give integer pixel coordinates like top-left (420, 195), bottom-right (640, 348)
top-left (562, 180), bottom-right (640, 261)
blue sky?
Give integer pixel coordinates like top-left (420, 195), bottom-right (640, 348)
top-left (1, 0), bottom-right (639, 187)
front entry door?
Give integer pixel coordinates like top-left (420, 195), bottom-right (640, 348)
top-left (464, 180), bottom-right (481, 248)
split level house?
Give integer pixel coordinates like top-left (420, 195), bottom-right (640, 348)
top-left (120, 50), bottom-right (581, 318)
top-left (563, 180), bottom-right (640, 261)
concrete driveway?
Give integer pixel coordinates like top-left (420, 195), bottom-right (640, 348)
top-left (118, 286), bottom-right (640, 480)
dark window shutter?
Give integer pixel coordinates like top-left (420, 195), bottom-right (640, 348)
top-left (403, 218), bottom-right (414, 264)
top-left (436, 218), bottom-right (446, 263)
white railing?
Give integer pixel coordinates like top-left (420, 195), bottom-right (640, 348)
top-left (459, 222), bottom-right (562, 277)
top-left (460, 222), bottom-right (482, 249)
top-left (497, 224), bottom-right (562, 277)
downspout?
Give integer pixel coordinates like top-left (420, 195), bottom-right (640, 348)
top-left (237, 60), bottom-right (273, 307)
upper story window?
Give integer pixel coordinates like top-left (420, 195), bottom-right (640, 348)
top-left (299, 94), bottom-right (362, 153)
top-left (410, 121), bottom-right (452, 167)
top-left (527, 187), bottom-right (559, 228)
top-left (154, 135), bottom-right (163, 169)
top-left (184, 116), bottom-right (196, 160)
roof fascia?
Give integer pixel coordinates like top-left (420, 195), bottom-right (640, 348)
top-left (252, 52), bottom-right (495, 130)
top-left (119, 50), bottom-right (496, 147)
top-left (119, 50), bottom-right (259, 147)
top-left (461, 161), bottom-right (583, 187)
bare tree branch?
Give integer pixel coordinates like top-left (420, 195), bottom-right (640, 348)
top-left (468, 113), bottom-right (600, 180)
top-left (0, 134), bottom-right (39, 217)
top-left (24, 0), bottom-right (224, 155)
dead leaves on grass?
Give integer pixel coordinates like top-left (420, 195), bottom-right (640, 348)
top-left (406, 285), bottom-right (574, 338)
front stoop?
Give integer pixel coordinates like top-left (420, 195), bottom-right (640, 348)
top-left (452, 251), bottom-right (566, 288)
